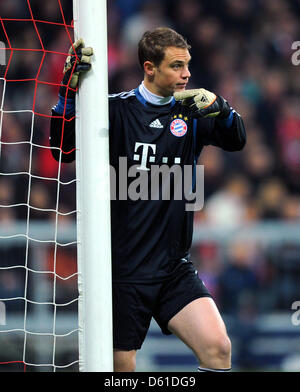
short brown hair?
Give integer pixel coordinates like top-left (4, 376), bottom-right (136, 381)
top-left (138, 27), bottom-right (191, 70)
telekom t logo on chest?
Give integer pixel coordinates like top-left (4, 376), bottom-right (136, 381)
top-left (133, 142), bottom-right (181, 171)
top-left (134, 142), bottom-right (156, 171)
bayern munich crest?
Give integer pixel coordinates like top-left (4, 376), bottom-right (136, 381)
top-left (170, 118), bottom-right (188, 137)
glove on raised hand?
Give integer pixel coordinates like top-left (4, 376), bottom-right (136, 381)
top-left (174, 88), bottom-right (231, 119)
top-left (59, 38), bottom-right (93, 99)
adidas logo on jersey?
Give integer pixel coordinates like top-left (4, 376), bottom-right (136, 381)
top-left (149, 119), bottom-right (164, 129)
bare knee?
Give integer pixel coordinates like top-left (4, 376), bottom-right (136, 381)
top-left (210, 334), bottom-right (231, 360)
top-left (114, 350), bottom-right (136, 372)
top-left (199, 334), bottom-right (231, 369)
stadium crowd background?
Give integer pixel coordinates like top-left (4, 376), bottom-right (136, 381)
top-left (0, 0), bottom-right (300, 371)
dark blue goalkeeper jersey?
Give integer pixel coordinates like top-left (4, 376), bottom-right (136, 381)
top-left (50, 87), bottom-right (246, 283)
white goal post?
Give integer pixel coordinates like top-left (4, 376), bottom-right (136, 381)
top-left (73, 0), bottom-right (113, 372)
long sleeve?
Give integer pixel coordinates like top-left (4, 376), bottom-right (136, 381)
top-left (49, 110), bottom-right (76, 163)
top-left (196, 111), bottom-right (246, 152)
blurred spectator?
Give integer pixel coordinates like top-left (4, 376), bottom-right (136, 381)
top-left (0, 269), bottom-right (24, 303)
top-left (281, 195), bottom-right (300, 221)
top-left (241, 142), bottom-right (277, 192)
top-left (114, 0), bottom-right (145, 22)
top-left (0, 178), bottom-right (14, 206)
top-left (198, 146), bottom-right (227, 198)
top-left (276, 98), bottom-right (300, 192)
top-left (255, 177), bottom-right (288, 219)
top-left (204, 174), bottom-right (252, 228)
top-left (193, 242), bottom-right (223, 305)
top-left (218, 240), bottom-right (259, 319)
top-left (265, 242), bottom-right (300, 311)
top-left (121, 0), bottom-right (171, 51)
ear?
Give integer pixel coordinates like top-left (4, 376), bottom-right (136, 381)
top-left (144, 61), bottom-right (155, 77)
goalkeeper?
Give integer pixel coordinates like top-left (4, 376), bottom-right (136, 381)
top-left (50, 28), bottom-right (246, 372)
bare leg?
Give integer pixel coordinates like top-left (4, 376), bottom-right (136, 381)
top-left (167, 297), bottom-right (231, 370)
top-left (113, 349), bottom-right (137, 372)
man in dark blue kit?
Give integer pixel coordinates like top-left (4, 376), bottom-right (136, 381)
top-left (50, 27), bottom-right (246, 372)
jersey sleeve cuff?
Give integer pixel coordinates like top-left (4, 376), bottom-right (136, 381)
top-left (220, 110), bottom-right (234, 128)
top-left (52, 94), bottom-right (75, 116)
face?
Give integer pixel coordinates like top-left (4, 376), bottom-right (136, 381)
top-left (144, 46), bottom-right (192, 97)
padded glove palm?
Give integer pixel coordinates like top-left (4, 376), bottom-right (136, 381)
top-left (174, 88), bottom-right (231, 119)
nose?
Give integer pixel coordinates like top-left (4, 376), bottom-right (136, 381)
top-left (182, 66), bottom-right (191, 79)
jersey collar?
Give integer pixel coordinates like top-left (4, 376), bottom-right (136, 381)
top-left (134, 85), bottom-right (176, 108)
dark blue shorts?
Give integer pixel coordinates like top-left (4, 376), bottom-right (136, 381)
top-left (112, 260), bottom-right (211, 350)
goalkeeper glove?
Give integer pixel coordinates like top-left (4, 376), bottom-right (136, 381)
top-left (174, 88), bottom-right (231, 119)
top-left (59, 38), bottom-right (93, 99)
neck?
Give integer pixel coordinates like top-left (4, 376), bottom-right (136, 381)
top-left (139, 81), bottom-right (173, 106)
